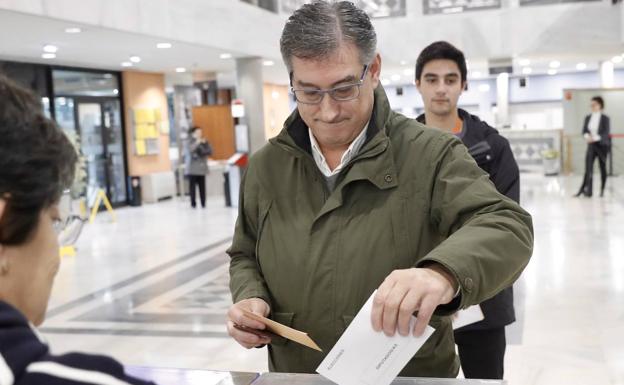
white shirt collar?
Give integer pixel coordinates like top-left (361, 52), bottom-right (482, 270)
top-left (308, 123), bottom-right (369, 178)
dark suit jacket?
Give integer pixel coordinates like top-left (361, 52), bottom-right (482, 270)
top-left (583, 113), bottom-right (611, 147)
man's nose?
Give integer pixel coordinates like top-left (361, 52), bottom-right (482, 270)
top-left (318, 93), bottom-right (340, 122)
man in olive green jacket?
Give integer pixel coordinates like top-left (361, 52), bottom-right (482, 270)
top-left (227, 1), bottom-right (533, 378)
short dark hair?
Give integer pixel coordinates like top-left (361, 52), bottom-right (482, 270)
top-left (0, 74), bottom-right (77, 245)
top-left (415, 41), bottom-right (467, 83)
top-left (280, 1), bottom-right (377, 73)
top-left (591, 96), bottom-right (604, 109)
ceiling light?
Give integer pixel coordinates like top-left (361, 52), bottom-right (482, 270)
top-left (121, 62), bottom-right (133, 67)
top-left (113, 89), bottom-right (119, 95)
top-left (400, 60), bottom-right (407, 66)
top-left (478, 84), bottom-right (490, 93)
top-left (65, 27), bottom-right (81, 34)
top-left (41, 53), bottom-right (56, 59)
top-left (43, 44), bottom-right (58, 53)
top-left (130, 56), bottom-right (141, 63)
top-left (522, 67), bottom-right (532, 75)
top-left (220, 53), bottom-right (232, 59)
top-left (471, 71), bottom-right (483, 78)
top-left (381, 78), bottom-right (390, 86)
top-left (156, 43), bottom-right (172, 49)
top-left (403, 69), bottom-right (413, 77)
top-left (611, 55), bottom-right (623, 64)
top-left (391, 74), bottom-right (401, 82)
top-left (576, 63), bottom-right (587, 71)
top-left (263, 60), bottom-right (274, 66)
top-left (549, 61), bottom-right (560, 69)
top-left (548, 69), bottom-right (557, 75)
top-left (176, 67), bottom-right (186, 73)
top-left (519, 59), bottom-right (531, 66)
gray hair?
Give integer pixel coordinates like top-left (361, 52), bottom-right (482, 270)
top-left (280, 1), bottom-right (377, 73)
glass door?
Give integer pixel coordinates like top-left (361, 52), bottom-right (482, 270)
top-left (75, 99), bottom-right (127, 206)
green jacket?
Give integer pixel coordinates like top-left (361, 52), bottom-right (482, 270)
top-left (228, 86), bottom-right (533, 377)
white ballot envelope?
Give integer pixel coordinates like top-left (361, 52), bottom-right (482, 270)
top-left (316, 291), bottom-right (435, 385)
top-left (452, 305), bottom-right (485, 330)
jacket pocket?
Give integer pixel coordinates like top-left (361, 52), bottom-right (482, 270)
top-left (269, 312), bottom-right (295, 346)
top-left (255, 199), bottom-right (273, 273)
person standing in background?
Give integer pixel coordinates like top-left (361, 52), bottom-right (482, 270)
top-left (415, 41), bottom-right (520, 380)
top-left (575, 96), bottom-right (610, 198)
top-left (184, 126), bottom-right (212, 208)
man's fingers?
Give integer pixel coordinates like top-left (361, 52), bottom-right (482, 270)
top-left (381, 284), bottom-right (409, 336)
top-left (397, 290), bottom-right (422, 336)
top-left (228, 303), bottom-right (266, 330)
top-left (371, 277), bottom-right (396, 332)
top-left (412, 297), bottom-right (436, 337)
top-left (227, 321), bottom-right (270, 348)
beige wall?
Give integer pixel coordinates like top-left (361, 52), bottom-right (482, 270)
top-left (122, 71), bottom-right (171, 176)
top-left (263, 84), bottom-right (292, 140)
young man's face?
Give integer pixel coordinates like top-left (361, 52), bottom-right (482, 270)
top-left (416, 59), bottom-right (466, 118)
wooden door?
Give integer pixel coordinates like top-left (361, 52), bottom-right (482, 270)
top-left (192, 105), bottom-right (235, 160)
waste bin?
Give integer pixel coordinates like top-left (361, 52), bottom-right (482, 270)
top-left (129, 176), bottom-right (142, 206)
top-left (542, 149), bottom-right (560, 176)
top-left (224, 153), bottom-right (248, 207)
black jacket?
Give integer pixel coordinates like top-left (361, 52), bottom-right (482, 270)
top-left (0, 301), bottom-right (155, 385)
top-left (582, 113), bottom-right (611, 147)
top-left (417, 109), bottom-right (519, 330)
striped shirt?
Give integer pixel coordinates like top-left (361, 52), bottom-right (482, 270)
top-left (0, 301), bottom-right (155, 385)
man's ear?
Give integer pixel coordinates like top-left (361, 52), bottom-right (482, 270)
top-left (369, 53), bottom-right (382, 88)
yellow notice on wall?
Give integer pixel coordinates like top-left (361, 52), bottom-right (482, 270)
top-left (135, 140), bottom-right (147, 155)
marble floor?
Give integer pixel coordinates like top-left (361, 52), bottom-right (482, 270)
top-left (41, 174), bottom-right (624, 385)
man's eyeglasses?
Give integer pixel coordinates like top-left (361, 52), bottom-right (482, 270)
top-left (291, 65), bottom-right (369, 105)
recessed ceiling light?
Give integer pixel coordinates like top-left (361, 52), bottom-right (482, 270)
top-left (549, 61), bottom-right (560, 69)
top-left (65, 27), bottom-right (81, 34)
top-left (113, 89), bottom-right (119, 95)
top-left (548, 69), bottom-right (557, 75)
top-left (43, 44), bottom-right (58, 53)
top-left (391, 74), bottom-right (401, 82)
top-left (522, 67), bottom-right (532, 75)
top-left (478, 84), bottom-right (491, 93)
top-left (176, 67), bottom-right (187, 73)
top-left (403, 69), bottom-right (413, 76)
top-left (611, 55), bottom-right (623, 64)
top-left (519, 59), bottom-right (531, 66)
top-left (41, 53), bottom-right (56, 59)
top-left (263, 60), bottom-right (274, 66)
top-left (381, 78), bottom-right (390, 86)
top-left (130, 56), bottom-right (141, 63)
top-left (156, 43), bottom-right (172, 49)
top-left (220, 53), bottom-right (232, 59)
top-left (471, 71), bottom-right (483, 78)
top-left (576, 63), bottom-right (587, 71)
top-left (121, 62), bottom-right (133, 67)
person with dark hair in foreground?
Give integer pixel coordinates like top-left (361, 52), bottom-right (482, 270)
top-left (0, 74), bottom-right (156, 385)
top-left (575, 96), bottom-right (610, 197)
top-left (415, 41), bottom-right (520, 380)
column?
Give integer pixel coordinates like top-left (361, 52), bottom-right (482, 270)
top-left (235, 57), bottom-right (266, 154)
top-left (496, 72), bottom-right (510, 128)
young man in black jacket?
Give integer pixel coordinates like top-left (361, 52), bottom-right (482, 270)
top-left (414, 41), bottom-right (520, 380)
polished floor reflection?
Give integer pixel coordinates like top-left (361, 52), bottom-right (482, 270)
top-left (42, 174), bottom-right (624, 384)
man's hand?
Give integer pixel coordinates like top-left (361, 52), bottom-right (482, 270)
top-left (371, 266), bottom-right (458, 338)
top-left (227, 298), bottom-right (271, 349)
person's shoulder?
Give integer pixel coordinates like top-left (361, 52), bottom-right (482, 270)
top-left (387, 111), bottom-right (458, 150)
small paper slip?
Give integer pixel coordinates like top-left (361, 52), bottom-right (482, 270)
top-left (241, 309), bottom-right (322, 352)
top-left (452, 305), bottom-right (485, 330)
top-left (316, 291), bottom-right (435, 385)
